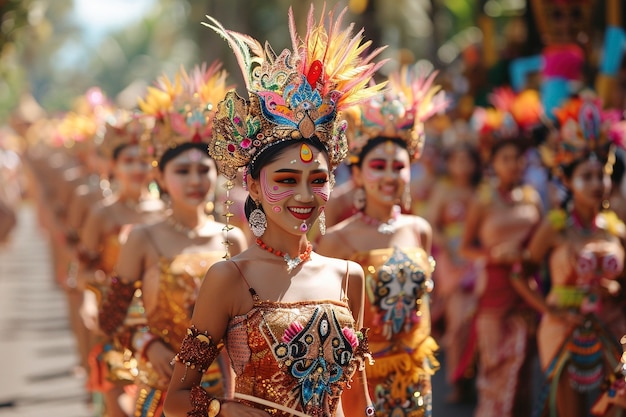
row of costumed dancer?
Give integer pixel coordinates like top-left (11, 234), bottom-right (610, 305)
top-left (7, 2), bottom-right (626, 417)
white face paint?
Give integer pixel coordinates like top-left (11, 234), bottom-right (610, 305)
top-left (572, 177), bottom-right (585, 191)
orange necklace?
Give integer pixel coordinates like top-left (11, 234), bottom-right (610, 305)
top-left (256, 238), bottom-right (313, 273)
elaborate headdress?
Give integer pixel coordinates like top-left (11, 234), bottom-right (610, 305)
top-left (205, 5), bottom-right (387, 180)
top-left (97, 110), bottom-right (147, 160)
top-left (470, 87), bottom-right (543, 159)
top-left (345, 64), bottom-right (448, 164)
top-left (55, 87), bottom-right (113, 150)
top-left (548, 91), bottom-right (626, 169)
top-left (138, 61), bottom-right (230, 165)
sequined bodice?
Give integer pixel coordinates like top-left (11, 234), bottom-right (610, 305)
top-left (226, 300), bottom-right (360, 417)
top-left (550, 239), bottom-right (625, 288)
top-left (575, 249), bottom-right (623, 283)
top-left (351, 247), bottom-right (434, 355)
top-left (146, 252), bottom-right (222, 349)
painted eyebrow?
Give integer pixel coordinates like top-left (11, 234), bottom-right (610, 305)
top-left (274, 168), bottom-right (329, 174)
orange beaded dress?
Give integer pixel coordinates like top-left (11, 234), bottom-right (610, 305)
top-left (351, 247), bottom-right (437, 417)
top-left (224, 267), bottom-right (369, 417)
top-left (134, 252), bottom-right (227, 417)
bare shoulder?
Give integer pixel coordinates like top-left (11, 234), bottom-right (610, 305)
top-left (311, 253), bottom-right (364, 285)
top-left (404, 214), bottom-right (432, 234)
top-left (210, 221), bottom-right (248, 254)
top-left (202, 258), bottom-right (242, 288)
top-left (316, 217), bottom-right (356, 258)
top-left (120, 222), bottom-right (155, 255)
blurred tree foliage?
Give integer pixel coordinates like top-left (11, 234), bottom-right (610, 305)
top-left (1, 0), bottom-right (620, 123)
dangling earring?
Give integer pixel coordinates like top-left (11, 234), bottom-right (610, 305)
top-left (602, 199), bottom-right (610, 211)
top-left (204, 201), bottom-right (215, 217)
top-left (353, 187), bottom-right (366, 211)
top-left (402, 185), bottom-right (412, 212)
top-left (249, 201), bottom-right (267, 237)
top-left (318, 209), bottom-right (326, 236)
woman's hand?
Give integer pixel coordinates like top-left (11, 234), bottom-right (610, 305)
top-left (145, 340), bottom-right (176, 381)
top-left (220, 401), bottom-right (271, 417)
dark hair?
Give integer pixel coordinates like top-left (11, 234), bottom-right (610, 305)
top-left (112, 144), bottom-right (129, 161)
top-left (243, 137), bottom-right (328, 220)
top-left (489, 138), bottom-right (526, 161)
top-left (158, 143), bottom-right (210, 171)
top-left (443, 143), bottom-right (482, 187)
top-left (355, 136), bottom-right (408, 168)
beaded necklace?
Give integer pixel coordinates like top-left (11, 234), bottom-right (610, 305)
top-left (356, 205), bottom-right (400, 235)
top-left (256, 238), bottom-right (313, 273)
top-left (166, 215), bottom-right (208, 239)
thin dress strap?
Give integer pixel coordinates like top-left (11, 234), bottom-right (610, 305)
top-left (341, 261), bottom-right (350, 303)
top-left (230, 260), bottom-right (260, 302)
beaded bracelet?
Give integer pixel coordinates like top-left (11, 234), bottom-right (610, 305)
top-left (173, 326), bottom-right (223, 382)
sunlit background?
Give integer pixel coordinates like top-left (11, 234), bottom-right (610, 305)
top-left (0, 0), bottom-right (618, 121)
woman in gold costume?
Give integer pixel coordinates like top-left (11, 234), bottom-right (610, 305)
top-left (164, 6), bottom-right (385, 417)
top-left (99, 63), bottom-right (248, 417)
top-left (318, 66), bottom-right (448, 417)
top-left (79, 111), bottom-right (163, 417)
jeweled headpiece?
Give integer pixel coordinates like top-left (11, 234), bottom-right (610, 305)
top-left (138, 61), bottom-right (230, 165)
top-left (550, 91), bottom-right (626, 168)
top-left (345, 64), bottom-right (448, 164)
top-left (98, 110), bottom-right (146, 160)
top-left (204, 5), bottom-right (387, 180)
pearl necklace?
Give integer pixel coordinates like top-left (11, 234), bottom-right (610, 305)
top-left (356, 205), bottom-right (400, 235)
top-left (166, 216), bottom-right (204, 239)
top-left (256, 238), bottom-right (313, 273)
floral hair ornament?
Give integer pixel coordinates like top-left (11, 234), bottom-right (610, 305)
top-left (549, 91), bottom-right (626, 172)
top-left (345, 62), bottom-right (449, 165)
top-left (137, 61), bottom-right (231, 167)
top-left (470, 87), bottom-right (543, 161)
top-left (97, 110), bottom-right (148, 160)
top-left (204, 5), bottom-right (388, 182)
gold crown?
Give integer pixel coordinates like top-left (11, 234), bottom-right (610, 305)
top-left (345, 64), bottom-right (448, 164)
top-left (97, 110), bottom-right (147, 159)
top-left (137, 62), bottom-right (230, 165)
top-left (205, 6), bottom-right (387, 180)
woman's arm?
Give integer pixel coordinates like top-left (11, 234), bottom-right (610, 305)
top-left (459, 198), bottom-right (487, 261)
top-left (341, 261), bottom-right (372, 417)
top-left (164, 260), bottom-right (269, 417)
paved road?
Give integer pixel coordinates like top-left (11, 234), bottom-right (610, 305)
top-left (0, 204), bottom-right (477, 417)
